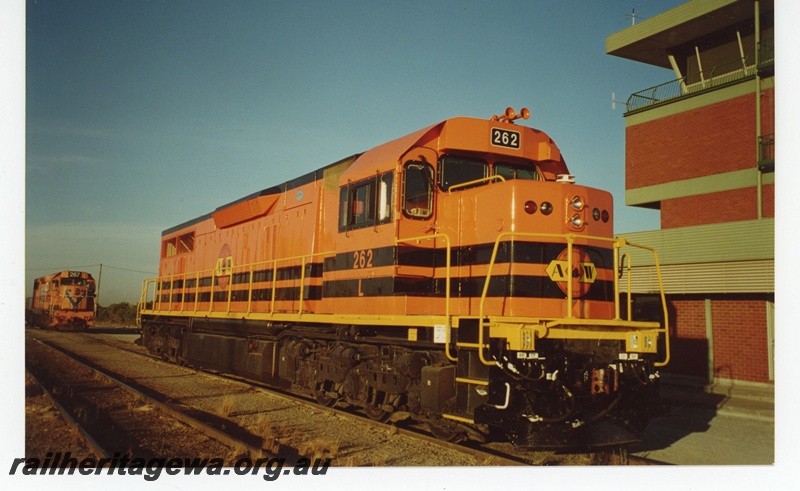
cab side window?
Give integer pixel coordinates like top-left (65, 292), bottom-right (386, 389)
top-left (339, 172), bottom-right (393, 231)
top-left (402, 161), bottom-right (434, 219)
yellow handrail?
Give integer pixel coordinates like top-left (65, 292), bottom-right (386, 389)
top-left (447, 175), bottom-right (505, 193)
top-left (476, 232), bottom-right (670, 366)
top-left (622, 240), bottom-right (671, 367)
top-left (396, 233), bottom-right (455, 361)
top-left (140, 250), bottom-right (335, 318)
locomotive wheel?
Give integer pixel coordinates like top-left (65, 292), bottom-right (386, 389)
top-left (364, 405), bottom-right (391, 423)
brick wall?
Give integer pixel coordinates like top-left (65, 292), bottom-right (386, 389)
top-left (664, 297), bottom-right (772, 383)
top-left (667, 299), bottom-right (711, 379)
top-left (710, 299), bottom-right (771, 383)
top-left (625, 87), bottom-right (774, 190)
top-left (661, 184), bottom-right (774, 228)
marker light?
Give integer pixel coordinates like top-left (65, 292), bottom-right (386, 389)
top-left (540, 202), bottom-right (553, 215)
top-left (524, 201), bottom-right (537, 214)
top-left (592, 208), bottom-right (601, 221)
top-left (602, 210), bottom-right (610, 223)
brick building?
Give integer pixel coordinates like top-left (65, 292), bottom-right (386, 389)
top-left (606, 0), bottom-right (774, 385)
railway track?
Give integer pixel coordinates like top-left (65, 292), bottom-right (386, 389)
top-left (25, 330), bottom-right (498, 466)
top-left (26, 336), bottom-right (254, 466)
top-left (27, 330), bottom-right (666, 466)
top-left (25, 369), bottom-right (110, 459)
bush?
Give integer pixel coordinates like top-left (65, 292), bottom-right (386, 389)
top-left (96, 302), bottom-right (138, 325)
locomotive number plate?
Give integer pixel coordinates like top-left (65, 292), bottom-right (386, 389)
top-left (491, 128), bottom-right (520, 149)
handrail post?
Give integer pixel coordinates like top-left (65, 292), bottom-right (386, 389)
top-left (209, 268), bottom-right (215, 313)
top-left (478, 232), bottom-right (508, 366)
top-left (270, 260), bottom-right (278, 315)
top-left (180, 272), bottom-right (186, 313)
top-left (626, 255), bottom-right (632, 321)
top-left (613, 242), bottom-right (621, 320)
top-left (169, 274), bottom-right (175, 312)
top-left (566, 235), bottom-right (574, 319)
top-left (193, 271), bottom-right (200, 313)
top-left (299, 257), bottom-right (306, 314)
top-left (247, 263), bottom-right (254, 315)
top-left (395, 233), bottom-right (455, 361)
top-left (226, 266), bottom-right (233, 314)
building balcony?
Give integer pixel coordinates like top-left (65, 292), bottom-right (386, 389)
top-left (625, 56), bottom-right (765, 113)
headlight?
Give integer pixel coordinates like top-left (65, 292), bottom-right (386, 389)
top-left (570, 196), bottom-right (584, 210)
top-left (570, 214), bottom-right (583, 228)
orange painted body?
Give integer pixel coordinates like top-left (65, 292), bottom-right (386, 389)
top-left (140, 112), bottom-right (668, 447)
top-left (27, 271), bottom-right (96, 330)
top-left (152, 116), bottom-right (616, 321)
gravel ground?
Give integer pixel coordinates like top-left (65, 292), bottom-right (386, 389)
top-left (26, 330), bottom-right (483, 466)
top-left (24, 371), bottom-right (96, 461)
top-left (26, 336), bottom-right (236, 463)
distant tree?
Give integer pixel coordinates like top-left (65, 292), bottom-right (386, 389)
top-left (96, 302), bottom-right (138, 325)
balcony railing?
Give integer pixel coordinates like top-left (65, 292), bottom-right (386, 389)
top-left (626, 56), bottom-right (758, 112)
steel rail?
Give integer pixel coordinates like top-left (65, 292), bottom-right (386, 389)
top-left (25, 368), bottom-right (111, 460)
top-left (31, 336), bottom-right (279, 461)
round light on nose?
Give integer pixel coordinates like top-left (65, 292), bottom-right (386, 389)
top-left (601, 210), bottom-right (610, 223)
top-left (570, 214), bottom-right (583, 228)
top-left (592, 208), bottom-right (601, 221)
top-left (524, 200), bottom-right (537, 214)
top-left (571, 196), bottom-right (584, 211)
top-left (540, 201), bottom-right (553, 215)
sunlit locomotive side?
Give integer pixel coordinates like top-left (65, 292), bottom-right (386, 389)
top-left (139, 108), bottom-right (670, 447)
top-left (27, 271), bottom-right (96, 331)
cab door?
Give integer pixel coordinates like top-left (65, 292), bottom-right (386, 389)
top-left (396, 147), bottom-right (441, 309)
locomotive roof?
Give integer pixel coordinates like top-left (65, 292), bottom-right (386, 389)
top-left (161, 122), bottom-right (439, 237)
top-left (161, 116), bottom-right (563, 236)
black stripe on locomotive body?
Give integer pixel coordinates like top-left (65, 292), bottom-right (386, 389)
top-left (160, 241), bottom-right (615, 302)
top-left (323, 241), bottom-right (614, 271)
top-left (324, 275), bottom-right (615, 301)
top-left (323, 241), bottom-right (614, 301)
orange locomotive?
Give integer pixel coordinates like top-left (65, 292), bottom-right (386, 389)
top-left (139, 108), bottom-right (670, 447)
top-left (27, 271), bottom-right (96, 331)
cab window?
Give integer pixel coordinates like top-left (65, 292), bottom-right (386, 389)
top-left (402, 161), bottom-right (434, 219)
top-left (438, 155), bottom-right (488, 191)
top-left (339, 171), bottom-right (393, 231)
top-left (494, 162), bottom-right (540, 181)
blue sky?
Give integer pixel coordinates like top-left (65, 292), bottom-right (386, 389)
top-left (22, 0), bottom-right (692, 304)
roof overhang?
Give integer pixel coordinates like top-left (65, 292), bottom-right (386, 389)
top-left (606, 0), bottom-right (774, 68)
